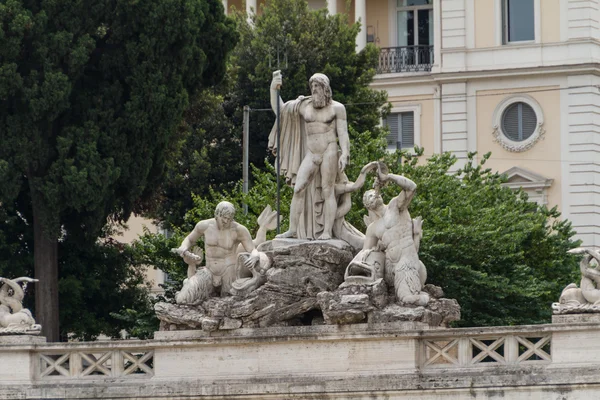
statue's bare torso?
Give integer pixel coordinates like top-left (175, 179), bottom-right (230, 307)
top-left (368, 194), bottom-right (419, 268)
top-left (300, 101), bottom-right (338, 156)
top-left (202, 220), bottom-right (243, 275)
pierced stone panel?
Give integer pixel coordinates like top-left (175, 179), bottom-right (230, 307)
top-left (39, 354), bottom-right (71, 378)
top-left (423, 339), bottom-right (460, 367)
top-left (122, 351), bottom-right (154, 376)
top-left (81, 352), bottom-right (113, 377)
top-left (470, 337), bottom-right (506, 365)
top-left (516, 336), bottom-right (551, 363)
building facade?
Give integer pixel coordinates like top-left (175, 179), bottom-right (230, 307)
top-left (222, 0), bottom-right (599, 247)
top-left (367, 0), bottom-right (600, 248)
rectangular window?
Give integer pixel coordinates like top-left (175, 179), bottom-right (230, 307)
top-left (502, 0), bottom-right (535, 43)
top-left (394, 0), bottom-right (433, 68)
top-left (384, 112), bottom-right (414, 150)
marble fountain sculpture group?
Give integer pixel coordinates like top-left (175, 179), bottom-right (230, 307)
top-left (2, 72), bottom-right (595, 337)
top-left (154, 72), bottom-right (600, 331)
top-left (154, 72), bottom-right (460, 331)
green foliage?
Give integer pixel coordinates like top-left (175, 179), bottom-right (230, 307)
top-left (0, 217), bottom-right (154, 340)
top-left (147, 69), bottom-right (242, 228)
top-left (0, 0), bottom-right (238, 237)
top-left (58, 238), bottom-right (153, 341)
top-left (0, 0), bottom-right (238, 338)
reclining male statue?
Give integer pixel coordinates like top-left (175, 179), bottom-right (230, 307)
top-left (173, 202), bottom-right (275, 304)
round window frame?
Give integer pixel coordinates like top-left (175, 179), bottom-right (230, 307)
top-left (492, 95), bottom-right (545, 152)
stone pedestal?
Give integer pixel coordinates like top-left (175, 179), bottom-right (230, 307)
top-left (0, 335), bottom-right (45, 384)
top-left (552, 313), bottom-right (600, 324)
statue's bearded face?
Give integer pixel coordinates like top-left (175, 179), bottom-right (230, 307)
top-left (309, 74), bottom-right (332, 109)
top-left (311, 82), bottom-right (327, 109)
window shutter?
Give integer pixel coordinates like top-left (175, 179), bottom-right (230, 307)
top-left (502, 103), bottom-right (521, 141)
top-left (401, 112), bottom-right (414, 148)
top-left (521, 103), bottom-right (537, 138)
top-left (385, 114), bottom-right (399, 149)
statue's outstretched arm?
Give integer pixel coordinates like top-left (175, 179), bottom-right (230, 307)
top-left (378, 168), bottom-right (416, 210)
top-left (381, 172), bottom-right (417, 193)
top-left (178, 220), bottom-right (210, 253)
top-left (338, 161), bottom-right (378, 195)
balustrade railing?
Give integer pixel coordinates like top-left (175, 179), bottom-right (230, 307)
top-left (421, 333), bottom-right (551, 369)
top-left (377, 45), bottom-right (434, 74)
top-left (35, 344), bottom-right (154, 380)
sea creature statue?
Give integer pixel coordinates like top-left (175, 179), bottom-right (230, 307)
top-left (553, 248), bottom-right (600, 314)
top-left (344, 163), bottom-right (429, 305)
top-left (0, 277), bottom-right (41, 334)
top-left (173, 204), bottom-right (277, 304)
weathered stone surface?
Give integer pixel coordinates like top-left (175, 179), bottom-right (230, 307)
top-left (201, 317), bottom-right (219, 331)
top-left (552, 313), bottom-right (600, 324)
top-left (157, 240), bottom-right (354, 330)
top-left (0, 277), bottom-right (40, 335)
top-left (318, 281), bottom-right (459, 327)
top-left (154, 302), bottom-right (205, 329)
top-left (220, 317), bottom-right (242, 330)
top-left (554, 248), bottom-right (600, 315)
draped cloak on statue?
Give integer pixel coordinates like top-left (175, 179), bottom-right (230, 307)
top-left (268, 96), bottom-right (365, 249)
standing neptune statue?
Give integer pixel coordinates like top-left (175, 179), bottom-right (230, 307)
top-left (268, 71), bottom-right (351, 241)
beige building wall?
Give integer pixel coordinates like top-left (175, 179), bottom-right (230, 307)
top-left (476, 85), bottom-right (562, 210)
top-left (541, 0), bottom-right (560, 43)
top-left (474, 0), bottom-right (496, 48)
top-left (388, 94), bottom-right (436, 161)
top-left (475, 0), bottom-right (562, 48)
top-left (366, 0), bottom-right (390, 48)
top-left (114, 215), bottom-right (164, 294)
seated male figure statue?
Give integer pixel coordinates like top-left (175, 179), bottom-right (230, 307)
top-left (269, 71), bottom-right (350, 240)
top-left (174, 201), bottom-right (260, 304)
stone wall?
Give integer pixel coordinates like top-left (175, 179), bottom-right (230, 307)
top-left (2, 321), bottom-right (600, 399)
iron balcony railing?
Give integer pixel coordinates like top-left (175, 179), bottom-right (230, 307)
top-left (377, 45), bottom-right (434, 74)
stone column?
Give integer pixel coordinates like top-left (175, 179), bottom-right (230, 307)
top-left (563, 74), bottom-right (600, 248)
top-left (327, 0), bottom-right (337, 15)
top-left (246, 0), bottom-right (256, 24)
top-left (440, 82), bottom-right (468, 172)
top-left (355, 0), bottom-right (366, 51)
top-left (222, 0), bottom-right (228, 15)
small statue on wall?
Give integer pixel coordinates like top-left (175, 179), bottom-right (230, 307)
top-left (553, 247), bottom-right (600, 314)
top-left (0, 277), bottom-right (41, 334)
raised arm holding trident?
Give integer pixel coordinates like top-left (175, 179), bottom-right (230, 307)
top-left (268, 71), bottom-right (350, 240)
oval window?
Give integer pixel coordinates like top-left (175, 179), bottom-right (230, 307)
top-left (501, 102), bottom-right (537, 142)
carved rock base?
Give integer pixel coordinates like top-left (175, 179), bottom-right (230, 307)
top-left (317, 281), bottom-right (460, 327)
top-left (155, 240), bottom-right (460, 331)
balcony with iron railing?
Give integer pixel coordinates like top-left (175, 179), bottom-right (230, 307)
top-left (377, 45), bottom-right (434, 74)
